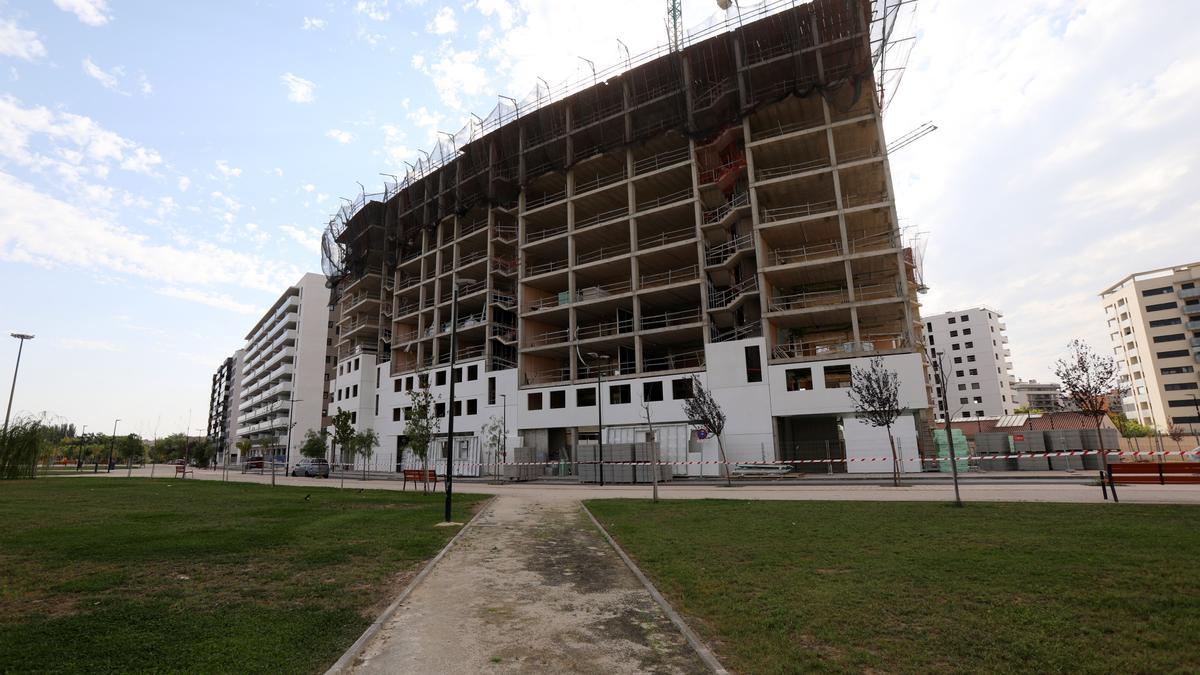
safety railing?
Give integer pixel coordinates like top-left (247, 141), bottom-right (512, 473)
top-left (640, 308), bottom-right (703, 331)
top-left (636, 187), bottom-right (693, 213)
top-left (633, 146), bottom-right (690, 175)
top-left (637, 225), bottom-right (695, 251)
top-left (705, 233), bottom-right (754, 267)
top-left (640, 264), bottom-right (698, 289)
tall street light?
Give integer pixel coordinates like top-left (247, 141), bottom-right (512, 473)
top-left (499, 393), bottom-right (507, 482)
top-left (444, 278), bottom-right (475, 523)
top-left (587, 352), bottom-right (611, 485)
top-left (3, 333), bottom-right (34, 446)
top-left (77, 424), bottom-right (87, 471)
top-left (106, 418), bottom-right (121, 473)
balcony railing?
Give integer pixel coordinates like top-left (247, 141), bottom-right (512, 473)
top-left (769, 287), bottom-right (848, 312)
top-left (526, 367), bottom-right (572, 385)
top-left (526, 259), bottom-right (568, 277)
top-left (494, 224), bottom-right (517, 241)
top-left (705, 233), bottom-right (754, 267)
top-left (772, 334), bottom-right (908, 360)
top-left (459, 217), bottom-right (489, 238)
top-left (527, 327), bottom-right (572, 347)
top-left (1179, 287), bottom-right (1200, 300)
top-left (636, 186), bottom-right (692, 213)
top-left (577, 243), bottom-right (630, 265)
top-left (489, 292), bottom-right (516, 310)
top-left (575, 168), bottom-right (626, 194)
top-left (526, 223), bottom-right (569, 244)
top-left (750, 115), bottom-right (826, 142)
top-left (756, 156), bottom-right (830, 181)
top-left (643, 349), bottom-right (705, 373)
top-left (576, 317), bottom-right (634, 341)
top-left (702, 191), bottom-right (749, 226)
top-left (640, 264), bottom-right (698, 289)
top-left (842, 191), bottom-right (890, 209)
top-left (760, 199), bottom-right (838, 224)
top-left (708, 276), bottom-right (758, 309)
top-left (711, 322), bottom-right (761, 342)
top-left (640, 307), bottom-right (703, 331)
top-left (575, 205), bottom-right (629, 230)
top-left (638, 225), bottom-right (695, 251)
top-left (490, 324), bottom-right (517, 342)
top-left (837, 145), bottom-right (882, 164)
top-left (525, 188), bottom-right (567, 211)
top-left (576, 279), bottom-right (632, 303)
top-left (633, 146), bottom-right (690, 175)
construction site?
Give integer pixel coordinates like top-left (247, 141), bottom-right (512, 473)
top-left (321, 0), bottom-right (933, 477)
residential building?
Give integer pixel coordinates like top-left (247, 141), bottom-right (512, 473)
top-left (1100, 261), bottom-right (1200, 430)
top-left (321, 0), bottom-right (931, 476)
top-left (234, 273), bottom-right (332, 467)
top-left (923, 307), bottom-right (1014, 420)
top-left (1011, 379), bottom-right (1063, 412)
top-left (206, 348), bottom-right (244, 465)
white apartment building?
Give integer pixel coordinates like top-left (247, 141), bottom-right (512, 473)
top-left (1011, 379), bottom-right (1064, 412)
top-left (923, 307), bottom-right (1014, 420)
top-left (1100, 262), bottom-right (1200, 430)
top-left (235, 273), bottom-right (331, 467)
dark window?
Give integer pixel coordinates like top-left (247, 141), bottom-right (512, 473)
top-left (644, 381), bottom-right (663, 401)
top-left (1164, 382), bottom-right (1198, 391)
top-left (1146, 302), bottom-right (1178, 312)
top-left (419, 373), bottom-right (429, 388)
top-left (1161, 366), bottom-right (1195, 375)
top-left (406, 376), bottom-right (414, 390)
top-left (337, 390), bottom-right (342, 401)
top-left (435, 402), bottom-right (446, 418)
top-left (964, 341), bottom-right (974, 349)
top-left (969, 368), bottom-right (978, 376)
top-left (610, 384), bottom-right (631, 404)
top-left (352, 384), bottom-right (358, 397)
top-left (354, 358), bottom-right (360, 371)
top-left (550, 390), bottom-right (566, 409)
top-left (1173, 416), bottom-right (1200, 424)
top-left (952, 343), bottom-right (960, 351)
top-left (394, 379), bottom-right (402, 392)
top-left (487, 377), bottom-right (496, 405)
top-left (950, 330), bottom-right (958, 338)
top-left (948, 317), bottom-right (956, 324)
top-left (1150, 318), bottom-right (1183, 327)
top-left (1157, 350), bottom-right (1190, 359)
top-left (962, 411), bottom-right (970, 418)
top-left (786, 368), bottom-right (813, 391)
top-left (1168, 399), bottom-right (1200, 407)
top-left (467, 399), bottom-right (477, 415)
top-left (744, 346), bottom-right (762, 382)
top-left (452, 400), bottom-right (462, 416)
top-left (960, 314), bottom-right (969, 322)
top-left (967, 355), bottom-right (976, 362)
top-left (452, 368), bottom-right (462, 384)
top-left (528, 393), bottom-right (543, 410)
top-left (958, 384), bottom-right (967, 391)
top-left (467, 365), bottom-right (478, 381)
top-left (671, 378), bottom-right (694, 399)
top-left (577, 388), bottom-right (596, 407)
top-left (953, 356), bottom-right (963, 364)
top-left (963, 328), bottom-right (972, 335)
top-left (959, 397), bottom-right (969, 405)
top-left (1153, 334), bottom-right (1185, 343)
top-left (824, 365), bottom-right (852, 389)
top-left (955, 370), bottom-right (964, 377)
top-left (393, 407), bottom-right (402, 422)
top-left (1142, 286), bottom-right (1173, 297)
top-left (435, 370), bottom-right (447, 386)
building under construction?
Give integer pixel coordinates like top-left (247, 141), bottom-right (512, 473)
top-left (322, 0), bottom-right (931, 477)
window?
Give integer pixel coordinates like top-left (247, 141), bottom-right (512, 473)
top-left (968, 368), bottom-right (978, 376)
top-left (452, 368), bottom-right (462, 384)
top-left (394, 379), bottom-right (402, 392)
top-left (954, 357), bottom-right (963, 364)
top-left (973, 396), bottom-right (983, 404)
top-left (967, 355), bottom-right (976, 362)
top-left (393, 407), bottom-right (403, 422)
top-left (468, 364), bottom-right (478, 381)
top-left (435, 370), bottom-right (447, 386)
top-left (350, 412), bottom-right (357, 424)
top-left (948, 317), bottom-right (956, 324)
top-left (487, 377), bottom-right (496, 405)
top-left (577, 388), bottom-right (596, 407)
top-left (824, 365), bottom-right (852, 389)
top-left (528, 392), bottom-right (543, 410)
top-left (1153, 334), bottom-right (1185, 343)
top-left (1157, 350), bottom-right (1190, 359)
top-left (644, 381), bottom-right (663, 402)
top-left (744, 346), bottom-right (762, 383)
top-left (610, 384), bottom-right (631, 404)
top-left (929, 335), bottom-right (935, 345)
top-left (962, 411), bottom-right (971, 418)
top-left (971, 383), bottom-right (980, 390)
top-left (337, 390), bottom-right (342, 401)
top-left (976, 410), bottom-right (985, 417)
top-left (960, 314), bottom-right (969, 322)
top-left (1164, 382), bottom-right (1198, 391)
top-left (926, 322), bottom-right (932, 332)
top-left (1150, 317), bottom-right (1183, 327)
top-left (435, 403), bottom-right (445, 418)
top-left (964, 341), bottom-right (974, 349)
top-left (354, 358), bottom-right (360, 371)
top-left (1142, 286), bottom-right (1173, 297)
top-left (672, 378), bottom-right (694, 399)
top-left (786, 368), bottom-right (813, 391)
top-left (418, 373), bottom-right (429, 388)
top-left (404, 406), bottom-right (412, 420)
top-left (1146, 301), bottom-right (1178, 312)
top-left (550, 390), bottom-right (566, 408)
top-left (352, 384), bottom-right (358, 397)
top-left (963, 328), bottom-right (972, 335)
top-left (406, 376), bottom-right (414, 390)
top-left (467, 399), bottom-right (477, 415)
top-left (952, 343), bottom-right (961, 351)
top-left (452, 400), bottom-right (461, 417)
top-left (955, 370), bottom-right (964, 377)
top-left (950, 330), bottom-right (958, 338)
top-left (957, 384), bottom-right (967, 391)
top-left (959, 397), bottom-right (969, 404)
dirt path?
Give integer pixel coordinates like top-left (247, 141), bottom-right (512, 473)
top-left (350, 495), bottom-right (707, 674)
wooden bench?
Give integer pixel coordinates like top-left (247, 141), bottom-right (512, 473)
top-left (402, 469), bottom-right (438, 491)
top-left (1102, 462), bottom-right (1200, 502)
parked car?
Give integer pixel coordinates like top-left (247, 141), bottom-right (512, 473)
top-left (242, 456), bottom-right (265, 472)
top-left (291, 457), bottom-right (330, 478)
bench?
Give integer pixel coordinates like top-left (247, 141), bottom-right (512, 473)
top-left (402, 469), bottom-right (439, 491)
top-left (1102, 462), bottom-right (1200, 502)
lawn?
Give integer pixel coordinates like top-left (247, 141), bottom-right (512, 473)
top-left (0, 479), bottom-right (484, 673)
top-left (586, 500), bottom-right (1200, 674)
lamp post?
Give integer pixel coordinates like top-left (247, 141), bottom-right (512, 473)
top-left (500, 393), bottom-right (507, 482)
top-left (587, 352), bottom-right (611, 485)
top-left (77, 424), bottom-right (87, 471)
top-left (444, 278), bottom-right (475, 522)
top-left (2, 333), bottom-right (34, 450)
top-left (106, 418), bottom-right (120, 473)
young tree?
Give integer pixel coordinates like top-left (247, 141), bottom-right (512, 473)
top-left (330, 410), bottom-right (355, 487)
top-left (681, 374), bottom-right (731, 487)
top-left (480, 416), bottom-right (504, 479)
top-left (848, 356), bottom-right (905, 487)
top-left (255, 435), bottom-right (273, 468)
top-left (1109, 413), bottom-right (1152, 438)
top-left (191, 438), bottom-right (214, 469)
top-left (119, 434), bottom-right (144, 476)
top-left (354, 428), bottom-right (380, 480)
top-left (299, 429), bottom-right (329, 459)
top-left (403, 376), bottom-right (440, 493)
top-left (1053, 339), bottom-right (1123, 467)
top-left (235, 439), bottom-right (253, 465)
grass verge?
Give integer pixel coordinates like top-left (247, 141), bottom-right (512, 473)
top-left (0, 479), bottom-right (483, 673)
top-left (585, 499), bottom-right (1200, 674)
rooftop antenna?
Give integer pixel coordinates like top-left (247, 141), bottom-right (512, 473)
top-left (667, 0), bottom-right (682, 52)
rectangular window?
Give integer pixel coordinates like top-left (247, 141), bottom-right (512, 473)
top-left (436, 370), bottom-right (447, 386)
top-left (467, 399), bottom-right (478, 415)
top-left (952, 343), bottom-right (961, 351)
top-left (394, 379), bottom-right (402, 392)
top-left (960, 314), bottom-right (969, 322)
top-left (967, 355), bottom-right (976, 362)
top-left (352, 384), bottom-right (358, 397)
top-left (1146, 301), bottom-right (1178, 312)
top-left (963, 328), bottom-right (972, 335)
top-left (393, 407), bottom-right (402, 422)
top-left (452, 400), bottom-right (462, 417)
top-left (786, 368), bottom-right (813, 391)
top-left (1142, 286), bottom-right (1173, 297)
top-left (610, 384), bottom-right (631, 404)
top-left (452, 368), bottom-right (462, 384)
top-left (962, 411), bottom-right (971, 418)
top-left (959, 397), bottom-right (969, 405)
top-left (488, 377), bottom-right (496, 405)
top-left (1150, 318), bottom-right (1183, 327)
top-left (965, 341), bottom-right (974, 348)
top-left (744, 346), bottom-right (762, 383)
top-left (467, 364), bottom-right (478, 381)
top-left (350, 412), bottom-right (357, 424)
top-left (672, 378), bottom-right (694, 399)
top-left (435, 402), bottom-right (445, 418)
top-left (337, 390), bottom-right (342, 401)
top-left (1164, 382), bottom-right (1199, 391)
top-left (419, 373), bottom-right (429, 389)
top-left (968, 368), bottom-right (978, 376)
top-left (550, 390), bottom-right (566, 409)
top-left (1167, 399), bottom-right (1199, 407)
top-left (823, 364), bottom-right (852, 389)
top-left (643, 381), bottom-right (663, 402)
top-left (948, 317), bottom-right (956, 324)
top-left (950, 330), bottom-right (958, 337)
top-left (954, 357), bottom-right (963, 364)
top-left (577, 388), bottom-right (596, 407)
top-left (971, 383), bottom-right (980, 390)
top-left (1153, 334), bottom-right (1185, 343)
top-left (1157, 349), bottom-right (1190, 359)
top-left (955, 370), bottom-right (964, 377)
top-left (957, 384), bottom-right (967, 391)
top-left (528, 392), bottom-right (543, 410)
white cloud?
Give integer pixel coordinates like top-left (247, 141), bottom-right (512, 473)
top-left (268, 167), bottom-right (283, 177)
top-left (280, 73), bottom-right (315, 103)
top-left (428, 6), bottom-right (457, 35)
top-left (381, 124), bottom-right (413, 168)
top-left (279, 224), bottom-right (323, 253)
top-left (473, 0), bottom-right (515, 30)
top-left (326, 128), bottom-right (355, 144)
top-left (214, 160), bottom-right (242, 178)
top-left (301, 183), bottom-right (316, 193)
top-left (158, 287), bottom-right (258, 314)
top-left (119, 147), bottom-right (163, 173)
top-left (59, 337), bottom-right (121, 352)
top-left (138, 73), bottom-right (153, 95)
top-left (53, 0), bottom-right (112, 26)
top-left (302, 17), bottom-right (327, 30)
top-left (82, 57), bottom-right (123, 92)
top-left (355, 1), bottom-right (390, 21)
top-left (177, 176), bottom-right (190, 192)
top-left (0, 18), bottom-right (46, 61)
top-left (425, 49), bottom-right (486, 109)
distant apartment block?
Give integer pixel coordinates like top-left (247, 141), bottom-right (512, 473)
top-left (923, 307), bottom-right (1014, 419)
top-left (233, 273), bottom-right (332, 466)
top-left (206, 348), bottom-right (244, 465)
top-left (1011, 379), bottom-right (1064, 412)
top-left (1100, 261), bottom-right (1200, 430)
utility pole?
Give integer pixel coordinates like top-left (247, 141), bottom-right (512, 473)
top-left (3, 333), bottom-right (34, 449)
top-left (444, 279), bottom-right (475, 522)
top-left (500, 393), bottom-right (508, 483)
top-left (589, 353), bottom-right (610, 486)
top-left (77, 424), bottom-right (87, 471)
top-left (642, 403), bottom-right (659, 503)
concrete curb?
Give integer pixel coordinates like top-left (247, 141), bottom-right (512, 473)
top-left (324, 495), bottom-right (495, 674)
top-left (581, 503), bottom-right (730, 675)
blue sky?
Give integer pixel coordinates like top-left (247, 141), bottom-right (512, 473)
top-left (1, 0), bottom-right (1198, 437)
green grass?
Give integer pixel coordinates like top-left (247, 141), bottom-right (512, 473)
top-left (586, 500), bottom-right (1200, 674)
top-left (0, 479), bottom-right (484, 673)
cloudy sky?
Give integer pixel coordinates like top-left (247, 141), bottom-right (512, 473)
top-left (1, 0), bottom-right (1197, 436)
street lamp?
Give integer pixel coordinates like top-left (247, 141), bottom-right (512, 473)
top-left (106, 418), bottom-right (120, 473)
top-left (2, 333), bottom-right (34, 448)
top-left (574, 341), bottom-right (610, 485)
top-left (444, 278), bottom-right (475, 522)
top-left (77, 424), bottom-right (87, 471)
top-left (499, 393), bottom-right (507, 482)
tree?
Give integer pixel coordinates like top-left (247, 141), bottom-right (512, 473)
top-left (330, 410), bottom-right (355, 474)
top-left (1110, 413), bottom-right (1152, 438)
top-left (191, 438), bottom-right (214, 469)
top-left (1014, 405), bottom-right (1045, 415)
top-left (403, 376), bottom-right (440, 493)
top-left (1167, 426), bottom-right (1185, 444)
top-left (0, 416), bottom-right (45, 480)
top-left (299, 429), bottom-right (328, 459)
top-left (235, 439), bottom-right (253, 464)
top-left (354, 428), bottom-right (380, 480)
top-left (848, 356), bottom-right (904, 487)
top-left (1053, 339), bottom-right (1123, 468)
top-left (680, 374), bottom-right (731, 487)
top-left (481, 416), bottom-right (504, 479)
top-left (255, 435), bottom-right (273, 469)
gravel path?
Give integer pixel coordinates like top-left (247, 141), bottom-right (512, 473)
top-left (350, 495), bottom-right (708, 674)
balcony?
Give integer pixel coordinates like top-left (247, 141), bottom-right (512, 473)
top-left (640, 265), bottom-right (699, 289)
top-left (760, 199), bottom-right (838, 225)
top-left (705, 233), bottom-right (754, 268)
top-left (637, 225), bottom-right (695, 252)
top-left (633, 146), bottom-right (689, 176)
top-left (636, 187), bottom-right (692, 214)
top-left (640, 308), bottom-right (703, 332)
top-left (772, 334), bottom-right (908, 361)
top-left (1184, 303), bottom-right (1200, 316)
top-left (1186, 320), bottom-right (1200, 331)
top-left (1179, 287), bottom-right (1200, 300)
top-left (527, 327), bottom-right (572, 348)
top-left (769, 287), bottom-right (848, 312)
top-left (576, 317), bottom-right (634, 341)
top-left (526, 367), bottom-right (572, 385)
top-left (643, 349), bottom-right (705, 373)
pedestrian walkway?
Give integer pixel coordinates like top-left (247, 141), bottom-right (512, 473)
top-left (350, 495), bottom-right (707, 674)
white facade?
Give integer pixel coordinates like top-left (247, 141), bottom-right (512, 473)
top-left (235, 273), bottom-right (331, 467)
top-left (1011, 379), bottom-right (1064, 412)
top-left (923, 307), bottom-right (1014, 420)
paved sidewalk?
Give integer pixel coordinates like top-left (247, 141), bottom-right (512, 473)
top-left (350, 495), bottom-right (707, 674)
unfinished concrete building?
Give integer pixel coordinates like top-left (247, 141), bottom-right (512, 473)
top-left (323, 0), bottom-right (931, 477)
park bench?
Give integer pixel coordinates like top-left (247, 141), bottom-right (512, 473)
top-left (1102, 462), bottom-right (1200, 502)
top-left (402, 469), bottom-right (438, 491)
